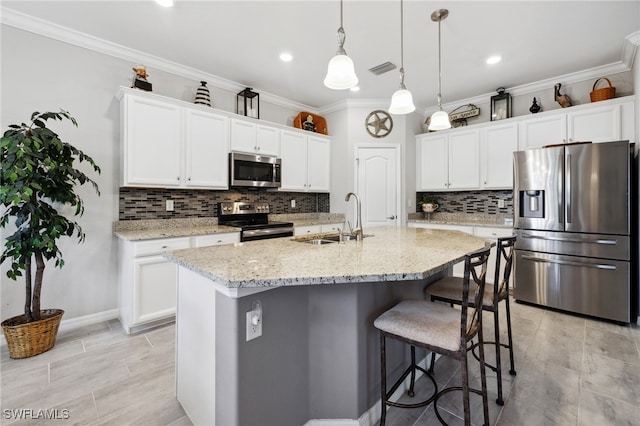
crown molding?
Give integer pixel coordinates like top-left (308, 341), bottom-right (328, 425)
top-left (0, 7), bottom-right (317, 114)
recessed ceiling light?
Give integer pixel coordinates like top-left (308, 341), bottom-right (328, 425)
top-left (280, 53), bottom-right (293, 62)
top-left (350, 86), bottom-right (360, 92)
top-left (486, 55), bottom-right (502, 65)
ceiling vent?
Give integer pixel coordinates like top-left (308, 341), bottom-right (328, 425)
top-left (369, 62), bottom-right (397, 75)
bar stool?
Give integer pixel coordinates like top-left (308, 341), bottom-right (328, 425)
top-left (426, 235), bottom-right (516, 406)
top-left (374, 246), bottom-right (491, 426)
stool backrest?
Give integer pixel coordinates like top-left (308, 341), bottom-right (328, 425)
top-left (461, 247), bottom-right (491, 345)
top-left (494, 236), bottom-right (517, 301)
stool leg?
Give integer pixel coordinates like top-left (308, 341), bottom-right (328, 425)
top-left (460, 354), bottom-right (471, 426)
top-left (505, 297), bottom-right (517, 376)
top-left (380, 334), bottom-right (387, 426)
top-left (477, 326), bottom-right (490, 426)
top-left (408, 345), bottom-right (416, 397)
top-left (493, 306), bottom-right (504, 406)
top-left (428, 351), bottom-right (436, 374)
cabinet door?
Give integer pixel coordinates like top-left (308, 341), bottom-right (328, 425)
top-left (280, 130), bottom-right (308, 191)
top-left (124, 95), bottom-right (182, 186)
top-left (230, 119), bottom-right (256, 153)
top-left (184, 110), bottom-right (229, 188)
top-left (133, 255), bottom-right (177, 324)
top-left (416, 134), bottom-right (448, 190)
top-left (518, 113), bottom-right (566, 149)
top-left (306, 135), bottom-right (330, 192)
top-left (448, 130), bottom-right (480, 190)
top-left (481, 123), bottom-right (518, 189)
top-left (256, 125), bottom-right (280, 156)
top-left (567, 104), bottom-right (621, 143)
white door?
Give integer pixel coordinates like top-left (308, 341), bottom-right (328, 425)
top-left (356, 146), bottom-right (400, 229)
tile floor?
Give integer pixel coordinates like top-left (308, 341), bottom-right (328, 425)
top-left (1, 300), bottom-right (639, 426)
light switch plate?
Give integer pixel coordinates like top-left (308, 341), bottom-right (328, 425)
top-left (497, 199), bottom-right (505, 208)
top-left (166, 200), bottom-right (175, 211)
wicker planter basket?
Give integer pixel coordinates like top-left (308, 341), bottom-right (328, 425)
top-left (590, 77), bottom-right (616, 102)
top-left (1, 309), bottom-right (64, 359)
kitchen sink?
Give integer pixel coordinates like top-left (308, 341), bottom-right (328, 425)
top-left (300, 234), bottom-right (374, 244)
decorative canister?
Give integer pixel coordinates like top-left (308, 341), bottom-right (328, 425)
top-left (194, 81), bottom-right (211, 107)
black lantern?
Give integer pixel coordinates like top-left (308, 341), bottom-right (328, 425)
top-left (236, 87), bottom-right (260, 119)
top-left (490, 87), bottom-right (511, 121)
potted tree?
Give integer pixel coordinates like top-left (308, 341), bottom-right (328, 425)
top-left (1, 110), bottom-right (100, 358)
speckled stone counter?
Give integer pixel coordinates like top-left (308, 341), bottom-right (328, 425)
top-left (408, 212), bottom-right (513, 228)
top-left (165, 225), bottom-right (490, 289)
top-left (113, 218), bottom-right (240, 241)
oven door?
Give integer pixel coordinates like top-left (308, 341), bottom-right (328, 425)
top-left (230, 152), bottom-right (281, 188)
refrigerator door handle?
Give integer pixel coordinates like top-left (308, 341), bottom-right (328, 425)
top-left (520, 233), bottom-right (618, 245)
top-left (566, 153), bottom-right (572, 224)
top-left (557, 154), bottom-right (564, 224)
top-left (521, 255), bottom-right (617, 270)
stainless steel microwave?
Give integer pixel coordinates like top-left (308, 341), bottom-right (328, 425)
top-left (229, 152), bottom-right (281, 188)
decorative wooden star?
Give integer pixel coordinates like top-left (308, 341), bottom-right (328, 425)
top-left (365, 110), bottom-right (393, 138)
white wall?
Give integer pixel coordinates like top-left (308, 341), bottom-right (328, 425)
top-left (0, 25), bottom-right (299, 322)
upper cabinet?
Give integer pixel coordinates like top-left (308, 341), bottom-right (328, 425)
top-left (518, 98), bottom-right (633, 149)
top-left (120, 90), bottom-right (229, 189)
top-left (416, 129), bottom-right (480, 191)
top-left (230, 119), bottom-right (280, 156)
top-left (280, 130), bottom-right (330, 192)
top-left (481, 122), bottom-right (518, 189)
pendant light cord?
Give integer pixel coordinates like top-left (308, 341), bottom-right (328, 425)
top-left (398, 0), bottom-right (406, 88)
top-left (437, 16), bottom-right (443, 110)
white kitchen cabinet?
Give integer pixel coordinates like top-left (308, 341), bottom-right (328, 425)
top-left (118, 232), bottom-right (239, 334)
top-left (120, 89), bottom-right (229, 189)
top-left (121, 93), bottom-right (183, 187)
top-left (118, 236), bottom-right (190, 334)
top-left (294, 225), bottom-right (322, 236)
top-left (230, 119), bottom-right (280, 156)
top-left (481, 122), bottom-right (518, 189)
top-left (518, 99), bottom-right (630, 149)
top-left (184, 109), bottom-right (229, 188)
top-left (416, 129), bottom-right (480, 191)
top-left (192, 232), bottom-right (240, 247)
top-left (280, 130), bottom-right (330, 192)
top-left (321, 223), bottom-right (344, 233)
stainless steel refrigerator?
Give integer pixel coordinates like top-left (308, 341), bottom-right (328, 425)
top-left (513, 140), bottom-right (633, 323)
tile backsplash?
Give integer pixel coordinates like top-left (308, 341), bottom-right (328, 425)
top-left (417, 190), bottom-right (513, 216)
top-left (119, 188), bottom-right (330, 220)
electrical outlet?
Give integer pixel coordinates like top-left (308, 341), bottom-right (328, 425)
top-left (246, 310), bottom-right (262, 341)
top-left (166, 200), bottom-right (174, 211)
top-left (291, 199), bottom-right (296, 208)
top-left (498, 199), bottom-right (505, 208)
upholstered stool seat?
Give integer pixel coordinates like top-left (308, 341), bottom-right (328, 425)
top-left (374, 247), bottom-right (492, 426)
top-left (426, 236), bottom-right (517, 406)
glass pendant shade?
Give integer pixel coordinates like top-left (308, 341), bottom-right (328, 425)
top-left (428, 110), bottom-right (451, 131)
top-left (389, 88), bottom-right (415, 114)
top-left (324, 53), bottom-right (359, 90)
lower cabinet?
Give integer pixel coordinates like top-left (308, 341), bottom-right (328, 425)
top-left (118, 232), bottom-right (239, 333)
top-left (294, 222), bottom-right (344, 236)
top-left (408, 223), bottom-right (513, 284)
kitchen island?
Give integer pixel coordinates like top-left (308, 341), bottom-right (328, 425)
top-left (165, 226), bottom-right (491, 426)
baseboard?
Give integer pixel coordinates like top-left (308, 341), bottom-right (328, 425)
top-left (1, 309), bottom-right (119, 348)
top-left (304, 354), bottom-right (437, 426)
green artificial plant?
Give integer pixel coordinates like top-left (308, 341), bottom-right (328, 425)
top-left (0, 111), bottom-right (100, 323)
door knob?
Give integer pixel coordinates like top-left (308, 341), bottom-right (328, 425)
top-left (387, 215), bottom-right (396, 220)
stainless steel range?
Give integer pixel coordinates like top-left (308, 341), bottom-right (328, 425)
top-left (218, 202), bottom-right (294, 242)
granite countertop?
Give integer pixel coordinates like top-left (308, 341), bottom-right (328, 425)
top-left (407, 212), bottom-right (514, 228)
top-left (113, 213), bottom-right (346, 241)
top-left (165, 226), bottom-right (491, 289)
top-left (113, 218), bottom-right (240, 241)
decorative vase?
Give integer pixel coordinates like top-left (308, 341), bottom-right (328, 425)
top-left (529, 97), bottom-right (541, 114)
top-left (194, 81), bottom-right (211, 107)
top-left (1, 309), bottom-right (64, 359)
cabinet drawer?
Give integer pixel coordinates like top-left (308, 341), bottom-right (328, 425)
top-left (294, 225), bottom-right (322, 236)
top-left (193, 233), bottom-right (240, 247)
top-left (133, 237), bottom-right (191, 257)
top-left (321, 223), bottom-right (343, 233)
top-left (473, 227), bottom-right (514, 239)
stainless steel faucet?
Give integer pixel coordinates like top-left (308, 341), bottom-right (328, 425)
top-left (345, 192), bottom-right (363, 241)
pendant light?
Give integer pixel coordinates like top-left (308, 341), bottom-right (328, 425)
top-left (388, 0), bottom-right (415, 115)
top-left (324, 0), bottom-right (359, 90)
top-left (428, 9), bottom-right (451, 131)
